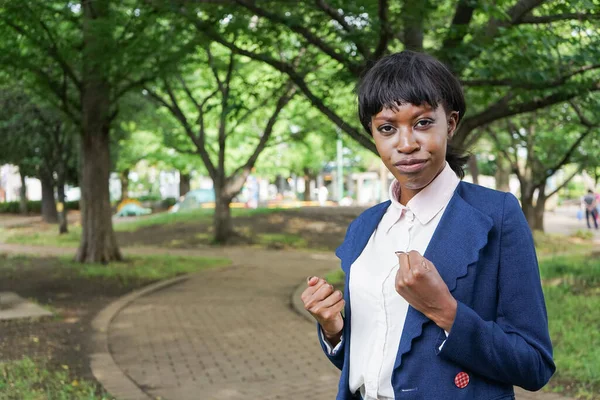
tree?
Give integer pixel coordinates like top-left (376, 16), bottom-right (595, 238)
top-left (113, 95), bottom-right (207, 201)
top-left (146, 44), bottom-right (296, 242)
top-left (0, 1), bottom-right (197, 262)
top-left (172, 0), bottom-right (600, 154)
top-left (0, 87), bottom-right (77, 232)
top-left (488, 99), bottom-right (600, 231)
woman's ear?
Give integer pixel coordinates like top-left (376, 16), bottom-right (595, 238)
top-left (447, 111), bottom-right (459, 139)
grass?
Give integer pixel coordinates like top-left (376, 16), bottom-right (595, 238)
top-left (0, 227), bottom-right (81, 248)
top-left (0, 357), bottom-right (112, 400)
top-left (533, 231), bottom-right (594, 258)
top-left (325, 269), bottom-right (345, 286)
top-left (544, 283), bottom-right (600, 399)
top-left (539, 255), bottom-right (600, 399)
top-left (0, 253), bottom-right (231, 285)
top-left (114, 209), bottom-right (213, 232)
top-left (61, 254), bottom-right (230, 283)
top-left (116, 207), bottom-right (282, 232)
top-left (0, 207), bottom-right (284, 247)
top-left (256, 233), bottom-right (307, 248)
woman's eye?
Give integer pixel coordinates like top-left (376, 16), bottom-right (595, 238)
top-left (415, 119), bottom-right (433, 128)
top-left (377, 125), bottom-right (395, 134)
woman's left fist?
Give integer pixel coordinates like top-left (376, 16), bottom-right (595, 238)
top-left (395, 250), bottom-right (457, 332)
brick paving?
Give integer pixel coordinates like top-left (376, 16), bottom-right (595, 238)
top-left (109, 248), bottom-right (341, 400)
top-left (104, 247), bottom-right (571, 400)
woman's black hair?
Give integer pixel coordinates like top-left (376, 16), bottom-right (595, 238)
top-left (357, 51), bottom-right (469, 178)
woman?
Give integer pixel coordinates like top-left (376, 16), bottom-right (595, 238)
top-left (301, 51), bottom-right (555, 400)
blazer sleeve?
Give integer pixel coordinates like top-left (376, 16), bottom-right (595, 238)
top-left (316, 219), bottom-right (356, 370)
top-left (317, 322), bottom-right (345, 370)
top-left (438, 193), bottom-right (555, 390)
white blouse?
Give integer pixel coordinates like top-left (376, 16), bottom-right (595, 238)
top-left (323, 162), bottom-right (459, 399)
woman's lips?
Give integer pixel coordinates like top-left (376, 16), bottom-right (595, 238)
top-left (394, 159), bottom-right (428, 173)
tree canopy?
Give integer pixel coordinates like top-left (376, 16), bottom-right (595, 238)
top-left (173, 0), bottom-right (600, 152)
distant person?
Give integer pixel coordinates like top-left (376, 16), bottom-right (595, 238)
top-left (301, 51), bottom-right (554, 399)
top-left (245, 174), bottom-right (259, 209)
top-left (582, 189), bottom-right (599, 229)
top-left (318, 185), bottom-right (329, 206)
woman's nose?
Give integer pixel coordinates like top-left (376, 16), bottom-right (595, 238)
top-left (396, 128), bottom-right (420, 153)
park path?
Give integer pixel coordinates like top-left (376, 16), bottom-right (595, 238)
top-left (1, 207), bottom-right (592, 399)
top-left (0, 241), bottom-right (574, 400)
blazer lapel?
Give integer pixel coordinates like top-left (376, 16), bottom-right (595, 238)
top-left (394, 186), bottom-right (494, 370)
top-left (338, 201), bottom-right (391, 273)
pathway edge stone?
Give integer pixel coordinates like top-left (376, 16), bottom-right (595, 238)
top-left (90, 274), bottom-right (191, 400)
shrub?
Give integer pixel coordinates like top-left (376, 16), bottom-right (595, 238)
top-left (0, 200), bottom-right (79, 214)
top-left (162, 197), bottom-right (177, 209)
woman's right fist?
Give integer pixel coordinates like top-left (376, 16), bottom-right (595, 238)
top-left (301, 276), bottom-right (344, 346)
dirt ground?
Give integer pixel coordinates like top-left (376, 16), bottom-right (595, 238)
top-left (0, 255), bottom-right (153, 392)
top-left (116, 207), bottom-right (364, 251)
top-left (0, 208), bottom-right (362, 393)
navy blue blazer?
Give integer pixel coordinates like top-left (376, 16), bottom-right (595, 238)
top-left (319, 181), bottom-right (555, 400)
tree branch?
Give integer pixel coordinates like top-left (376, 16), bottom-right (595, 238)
top-left (373, 0), bottom-right (391, 58)
top-left (189, 18), bottom-right (377, 153)
top-left (545, 127), bottom-right (593, 180)
top-left (206, 45), bottom-right (225, 94)
top-left (114, 77), bottom-right (154, 101)
top-left (2, 16), bottom-right (82, 91)
top-left (230, 83), bottom-right (297, 182)
top-left (569, 100), bottom-right (597, 128)
top-left (216, 51), bottom-right (236, 180)
top-left (506, 0), bottom-right (548, 24)
top-left (440, 0), bottom-right (476, 53)
top-left (6, 58), bottom-right (81, 125)
top-left (440, 0), bottom-right (546, 74)
top-left (455, 83), bottom-right (600, 148)
top-left (545, 167), bottom-right (583, 199)
top-left (401, 1), bottom-right (424, 52)
top-left (231, 95), bottom-right (272, 131)
top-left (487, 127), bottom-right (521, 181)
top-left (461, 64), bottom-right (600, 89)
top-left (177, 74), bottom-right (202, 111)
top-left (232, 0), bottom-right (362, 75)
top-left (145, 83), bottom-right (217, 179)
top-left (516, 12), bottom-right (600, 24)
top-left (313, 0), bottom-right (370, 58)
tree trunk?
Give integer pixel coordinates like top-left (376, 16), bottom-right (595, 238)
top-left (213, 190), bottom-right (234, 244)
top-left (533, 184), bottom-right (547, 233)
top-left (467, 154), bottom-right (479, 185)
top-left (18, 168), bottom-right (28, 214)
top-left (520, 181), bottom-right (537, 231)
top-left (56, 170), bottom-right (68, 234)
top-left (119, 169), bottom-right (129, 202)
top-left (521, 197), bottom-right (536, 231)
top-left (77, 0), bottom-right (122, 263)
top-left (40, 171), bottom-right (58, 223)
top-left (179, 172), bottom-right (191, 197)
top-left (303, 168), bottom-right (313, 201)
top-left (495, 154), bottom-right (511, 192)
top-left (77, 125), bottom-right (122, 262)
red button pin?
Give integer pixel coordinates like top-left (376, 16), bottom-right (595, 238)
top-left (455, 372), bottom-right (470, 389)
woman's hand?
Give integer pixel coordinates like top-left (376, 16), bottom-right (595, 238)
top-left (301, 276), bottom-right (344, 346)
top-left (395, 251), bottom-right (457, 332)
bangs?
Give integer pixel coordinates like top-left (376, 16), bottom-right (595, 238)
top-left (357, 51), bottom-right (466, 135)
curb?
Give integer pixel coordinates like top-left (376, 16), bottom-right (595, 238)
top-left (90, 274), bottom-right (191, 400)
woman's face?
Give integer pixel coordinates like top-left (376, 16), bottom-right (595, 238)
top-left (371, 102), bottom-right (458, 205)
